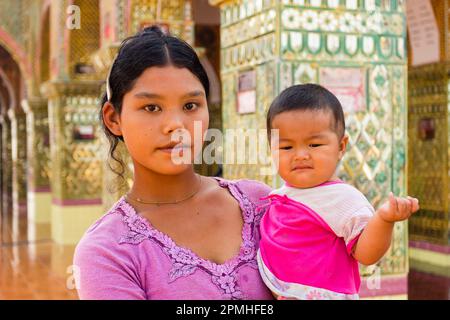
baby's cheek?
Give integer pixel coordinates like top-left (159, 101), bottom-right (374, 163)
top-left (281, 155), bottom-right (294, 169)
top-left (278, 166), bottom-right (293, 184)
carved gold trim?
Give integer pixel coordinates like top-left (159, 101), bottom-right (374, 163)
top-left (40, 80), bottom-right (105, 99)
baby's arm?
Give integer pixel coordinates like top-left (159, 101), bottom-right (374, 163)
top-left (352, 193), bottom-right (419, 266)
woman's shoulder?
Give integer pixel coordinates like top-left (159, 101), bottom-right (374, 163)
top-left (213, 176), bottom-right (272, 207)
top-left (73, 197), bottom-right (149, 300)
top-left (74, 197), bottom-right (136, 259)
top-left (81, 198), bottom-right (129, 237)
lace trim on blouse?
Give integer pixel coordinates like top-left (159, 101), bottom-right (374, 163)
top-left (114, 177), bottom-right (261, 300)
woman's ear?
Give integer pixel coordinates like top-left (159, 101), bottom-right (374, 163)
top-left (338, 134), bottom-right (349, 160)
top-left (102, 102), bottom-right (122, 137)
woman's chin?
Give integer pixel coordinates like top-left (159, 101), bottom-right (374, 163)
top-left (148, 163), bottom-right (194, 176)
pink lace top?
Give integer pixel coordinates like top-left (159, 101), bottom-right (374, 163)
top-left (73, 177), bottom-right (273, 300)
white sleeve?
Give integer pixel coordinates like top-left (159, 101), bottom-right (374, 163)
top-left (271, 183), bottom-right (375, 250)
top-left (337, 205), bottom-right (374, 246)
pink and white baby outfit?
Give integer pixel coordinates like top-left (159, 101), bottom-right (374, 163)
top-left (257, 180), bottom-right (374, 300)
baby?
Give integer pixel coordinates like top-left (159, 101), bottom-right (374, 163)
top-left (257, 84), bottom-right (419, 300)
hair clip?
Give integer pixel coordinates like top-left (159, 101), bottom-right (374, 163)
top-left (106, 53), bottom-right (119, 102)
top-left (106, 63), bottom-right (113, 101)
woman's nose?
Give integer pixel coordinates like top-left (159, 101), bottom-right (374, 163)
top-left (162, 111), bottom-right (185, 135)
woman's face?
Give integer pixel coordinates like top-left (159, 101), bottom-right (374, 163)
top-left (112, 65), bottom-right (209, 175)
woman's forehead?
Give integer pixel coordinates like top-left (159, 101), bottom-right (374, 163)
top-left (131, 66), bottom-right (205, 94)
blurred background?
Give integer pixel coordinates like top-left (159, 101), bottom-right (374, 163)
top-left (0, 0), bottom-right (448, 300)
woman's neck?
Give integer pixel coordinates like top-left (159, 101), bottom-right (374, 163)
top-left (128, 161), bottom-right (199, 203)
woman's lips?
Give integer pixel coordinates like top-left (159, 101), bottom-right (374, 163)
top-left (158, 146), bottom-right (190, 154)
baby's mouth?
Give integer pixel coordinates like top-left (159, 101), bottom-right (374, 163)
top-left (292, 165), bottom-right (313, 171)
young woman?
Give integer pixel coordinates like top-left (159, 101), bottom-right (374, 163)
top-left (73, 26), bottom-right (273, 300)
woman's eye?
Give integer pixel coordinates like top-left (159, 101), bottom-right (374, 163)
top-left (184, 102), bottom-right (198, 111)
top-left (144, 105), bottom-right (161, 112)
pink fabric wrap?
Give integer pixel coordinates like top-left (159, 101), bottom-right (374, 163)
top-left (259, 194), bottom-right (361, 295)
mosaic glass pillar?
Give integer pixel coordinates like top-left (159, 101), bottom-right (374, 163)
top-left (22, 97), bottom-right (51, 224)
top-left (407, 0), bottom-right (450, 279)
top-left (42, 81), bottom-right (104, 245)
top-left (212, 0), bottom-right (408, 298)
top-left (7, 108), bottom-right (27, 218)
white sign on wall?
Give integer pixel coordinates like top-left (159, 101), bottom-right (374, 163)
top-left (237, 70), bottom-right (256, 114)
top-left (406, 0), bottom-right (441, 66)
top-left (319, 67), bottom-right (366, 114)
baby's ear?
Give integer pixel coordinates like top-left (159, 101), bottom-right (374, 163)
top-left (338, 135), bottom-right (349, 159)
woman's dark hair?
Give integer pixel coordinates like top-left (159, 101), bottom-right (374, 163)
top-left (99, 25), bottom-right (210, 190)
top-left (266, 83), bottom-right (345, 143)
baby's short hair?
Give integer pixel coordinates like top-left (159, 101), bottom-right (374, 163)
top-left (266, 83), bottom-right (345, 142)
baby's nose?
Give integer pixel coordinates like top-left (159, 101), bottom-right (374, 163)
top-left (295, 148), bottom-right (310, 160)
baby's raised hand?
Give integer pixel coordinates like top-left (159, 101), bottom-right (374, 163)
top-left (377, 192), bottom-right (419, 223)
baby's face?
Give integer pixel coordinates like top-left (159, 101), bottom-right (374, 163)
top-left (270, 109), bottom-right (348, 189)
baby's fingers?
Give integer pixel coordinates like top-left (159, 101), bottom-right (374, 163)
top-left (396, 198), bottom-right (411, 217)
top-left (388, 192), bottom-right (397, 211)
top-left (408, 196), bottom-right (420, 213)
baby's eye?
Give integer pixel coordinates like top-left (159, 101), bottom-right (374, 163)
top-left (280, 146), bottom-right (292, 150)
top-left (309, 144), bottom-right (323, 148)
top-left (144, 104), bottom-right (161, 112)
top-left (184, 102), bottom-right (199, 111)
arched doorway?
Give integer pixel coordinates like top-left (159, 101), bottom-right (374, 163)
top-left (0, 45), bottom-right (27, 245)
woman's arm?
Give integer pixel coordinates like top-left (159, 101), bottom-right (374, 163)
top-left (73, 239), bottom-right (147, 300)
top-left (352, 193), bottom-right (419, 265)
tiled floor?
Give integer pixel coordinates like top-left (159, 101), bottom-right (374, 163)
top-left (0, 208), bottom-right (78, 300)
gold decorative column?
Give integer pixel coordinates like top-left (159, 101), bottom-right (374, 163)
top-left (0, 114), bottom-right (2, 212)
top-left (128, 0), bottom-right (194, 44)
top-left (42, 81), bottom-right (105, 245)
top-left (7, 108), bottom-right (27, 217)
top-left (212, 0), bottom-right (409, 299)
top-left (407, 0), bottom-right (450, 279)
top-left (90, 32), bottom-right (123, 211)
top-left (22, 97), bottom-right (51, 224)
top-left (0, 113), bottom-right (12, 217)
